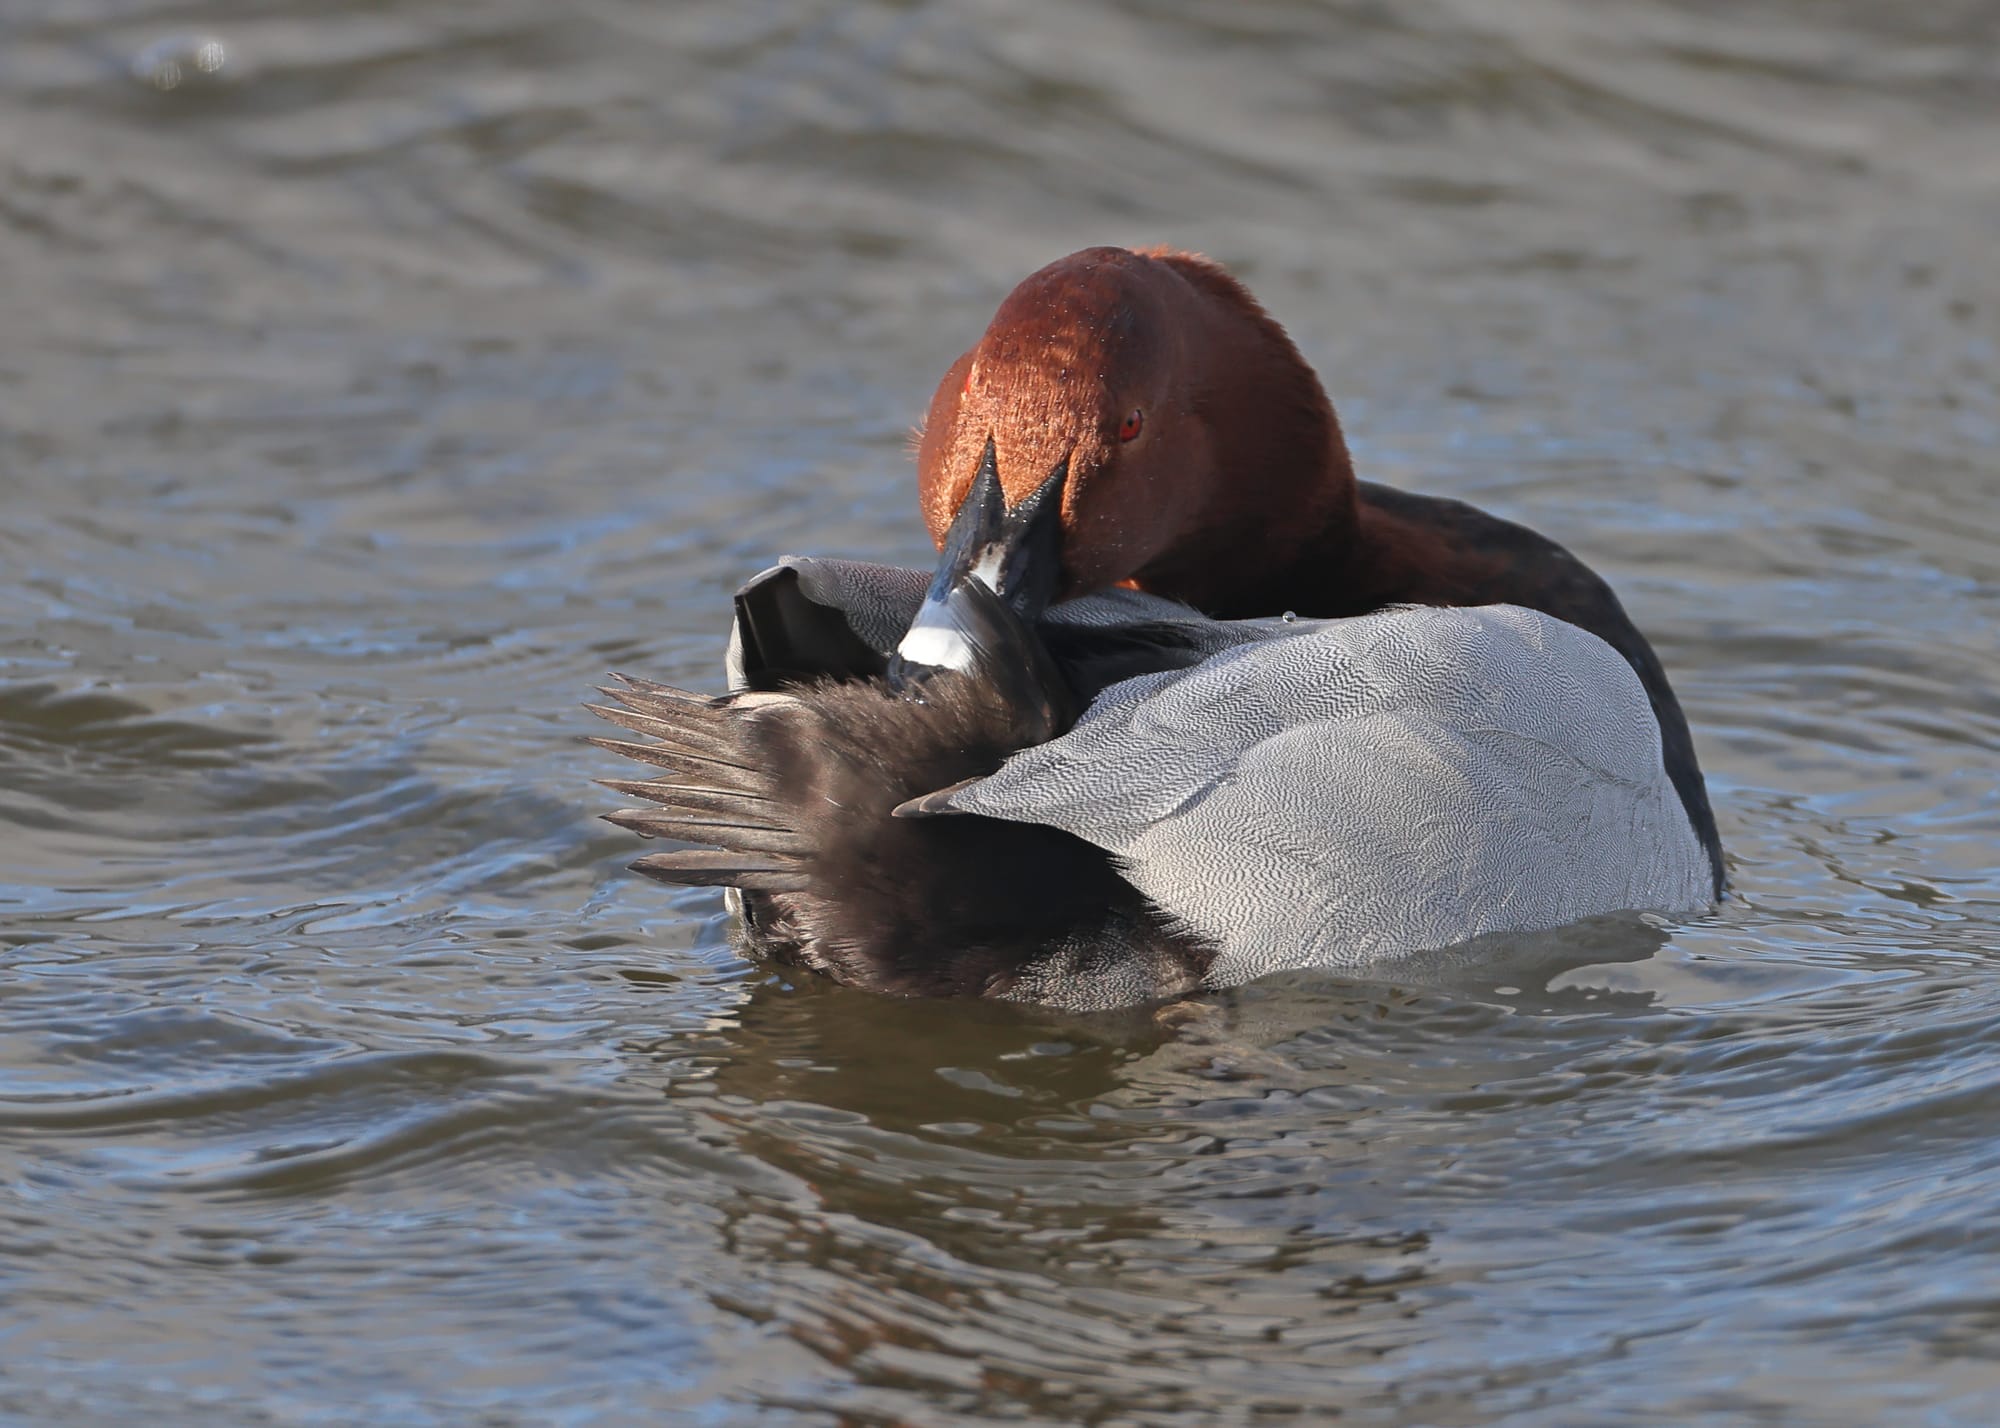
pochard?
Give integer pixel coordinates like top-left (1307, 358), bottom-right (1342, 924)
top-left (593, 247), bottom-right (1722, 1009)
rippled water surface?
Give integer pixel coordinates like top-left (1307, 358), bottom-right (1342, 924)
top-left (5, 1), bottom-right (1999, 1422)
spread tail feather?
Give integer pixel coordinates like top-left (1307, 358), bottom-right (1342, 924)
top-left (585, 605), bottom-right (1212, 998)
top-left (628, 849), bottom-right (807, 893)
top-left (590, 673), bottom-right (812, 892)
top-left (588, 578), bottom-right (1079, 902)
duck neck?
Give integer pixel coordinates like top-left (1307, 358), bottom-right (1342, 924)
top-left (1137, 442), bottom-right (1362, 618)
top-left (1129, 251), bottom-right (1365, 616)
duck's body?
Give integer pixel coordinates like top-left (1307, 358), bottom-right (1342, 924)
top-left (593, 556), bottom-right (1711, 1010)
top-left (593, 245), bottom-right (1723, 1005)
top-left (914, 245), bottom-right (1722, 894)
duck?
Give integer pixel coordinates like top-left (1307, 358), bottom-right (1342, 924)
top-left (591, 246), bottom-right (1722, 1009)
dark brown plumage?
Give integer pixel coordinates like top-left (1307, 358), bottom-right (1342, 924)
top-left (588, 665), bottom-right (1211, 1004)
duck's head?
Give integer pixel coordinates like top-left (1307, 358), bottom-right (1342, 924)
top-left (911, 246), bottom-right (1359, 623)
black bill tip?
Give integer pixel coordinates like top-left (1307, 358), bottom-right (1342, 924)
top-left (888, 438), bottom-right (1073, 722)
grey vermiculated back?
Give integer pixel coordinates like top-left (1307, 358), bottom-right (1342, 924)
top-left (946, 603), bottom-right (1714, 982)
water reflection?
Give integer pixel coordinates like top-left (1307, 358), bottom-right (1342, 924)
top-left (597, 923), bottom-right (1680, 1414)
top-left (657, 974), bottom-right (1442, 1418)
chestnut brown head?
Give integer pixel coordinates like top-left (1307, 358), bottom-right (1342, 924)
top-left (913, 246), bottom-right (1354, 617)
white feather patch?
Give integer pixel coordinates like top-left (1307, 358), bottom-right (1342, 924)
top-left (895, 605), bottom-right (977, 672)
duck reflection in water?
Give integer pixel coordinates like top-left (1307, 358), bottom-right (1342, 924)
top-left (605, 923), bottom-right (1667, 1414)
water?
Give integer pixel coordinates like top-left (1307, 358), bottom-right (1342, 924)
top-left (3, 1), bottom-right (1998, 1422)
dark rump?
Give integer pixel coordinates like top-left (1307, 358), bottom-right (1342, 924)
top-left (590, 673), bottom-right (1210, 1003)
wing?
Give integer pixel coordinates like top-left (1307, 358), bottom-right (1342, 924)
top-left (722, 556), bottom-right (1266, 703)
top-left (725, 558), bottom-right (930, 692)
top-left (945, 603), bottom-right (1715, 983)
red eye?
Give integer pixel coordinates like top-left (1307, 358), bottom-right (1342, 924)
top-left (1118, 407), bottom-right (1144, 442)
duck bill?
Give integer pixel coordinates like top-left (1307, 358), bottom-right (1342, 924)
top-left (890, 439), bottom-right (1067, 682)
